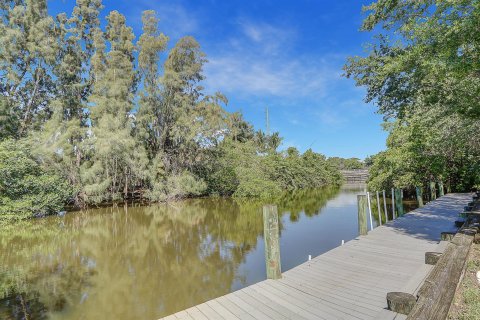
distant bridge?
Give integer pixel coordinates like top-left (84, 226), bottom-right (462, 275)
top-left (340, 169), bottom-right (369, 184)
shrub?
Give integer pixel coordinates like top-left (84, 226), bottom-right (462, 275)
top-left (166, 171), bottom-right (207, 199)
top-left (0, 139), bottom-right (74, 224)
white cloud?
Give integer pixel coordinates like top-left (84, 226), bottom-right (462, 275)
top-left (130, 1), bottom-right (199, 38)
top-left (203, 18), bottom-right (343, 100)
top-left (204, 56), bottom-right (334, 98)
top-left (238, 20), bottom-right (295, 54)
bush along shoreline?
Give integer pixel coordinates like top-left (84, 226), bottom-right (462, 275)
top-left (0, 1), bottom-right (361, 224)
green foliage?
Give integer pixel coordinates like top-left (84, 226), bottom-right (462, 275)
top-left (346, 0), bottom-right (480, 192)
top-left (0, 0), bottom-right (58, 137)
top-left (265, 148), bottom-right (342, 190)
top-left (202, 139), bottom-right (279, 198)
top-left (202, 140), bottom-right (341, 199)
top-left (166, 172), bottom-right (207, 199)
top-left (0, 1), bottom-right (343, 221)
top-left (327, 157), bottom-right (365, 170)
top-left (0, 140), bottom-right (73, 223)
top-left (346, 0), bottom-right (480, 119)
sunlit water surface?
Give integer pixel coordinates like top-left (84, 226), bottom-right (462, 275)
top-left (0, 185), bottom-right (416, 320)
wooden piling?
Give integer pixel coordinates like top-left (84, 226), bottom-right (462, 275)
top-left (357, 195), bottom-right (368, 236)
top-left (430, 181), bottom-right (437, 201)
top-left (263, 205), bottom-right (282, 280)
top-left (416, 186), bottom-right (424, 207)
top-left (383, 190), bottom-right (388, 222)
top-left (386, 292), bottom-right (416, 315)
top-left (395, 188), bottom-right (404, 217)
top-left (438, 181), bottom-right (445, 197)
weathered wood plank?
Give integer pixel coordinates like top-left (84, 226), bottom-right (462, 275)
top-left (185, 307), bottom-right (210, 320)
top-left (407, 231), bottom-right (475, 319)
top-left (159, 193), bottom-right (472, 320)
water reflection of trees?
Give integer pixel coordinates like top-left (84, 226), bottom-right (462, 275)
top-left (277, 186), bottom-right (341, 221)
top-left (0, 187), bottom-right (341, 319)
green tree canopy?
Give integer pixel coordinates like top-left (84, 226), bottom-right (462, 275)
top-left (345, 0), bottom-right (480, 191)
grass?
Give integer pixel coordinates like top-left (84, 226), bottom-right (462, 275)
top-left (448, 242), bottom-right (480, 319)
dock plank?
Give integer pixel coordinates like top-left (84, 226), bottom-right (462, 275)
top-left (159, 193), bottom-right (471, 320)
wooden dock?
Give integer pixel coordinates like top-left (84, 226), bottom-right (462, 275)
top-left (160, 193), bottom-right (471, 320)
top-left (340, 170), bottom-right (369, 184)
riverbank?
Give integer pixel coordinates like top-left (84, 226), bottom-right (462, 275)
top-left (0, 186), bottom-right (360, 319)
top-left (448, 242), bottom-right (480, 319)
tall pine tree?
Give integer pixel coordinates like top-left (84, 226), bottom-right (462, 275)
top-left (136, 10), bottom-right (168, 159)
top-left (0, 0), bottom-right (57, 137)
top-left (83, 11), bottom-right (147, 203)
top-left (35, 0), bottom-right (102, 205)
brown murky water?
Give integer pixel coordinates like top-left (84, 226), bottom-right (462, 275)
top-left (0, 186), bottom-right (416, 320)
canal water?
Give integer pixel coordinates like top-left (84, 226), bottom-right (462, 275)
top-left (0, 185), bottom-right (415, 320)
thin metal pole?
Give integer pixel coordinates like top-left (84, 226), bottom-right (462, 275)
top-left (367, 191), bottom-right (374, 230)
top-left (376, 191), bottom-right (382, 226)
top-left (391, 188), bottom-right (396, 219)
top-left (383, 190), bottom-right (388, 222)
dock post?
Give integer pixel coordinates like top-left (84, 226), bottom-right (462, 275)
top-left (383, 190), bottom-right (388, 222)
top-left (263, 205), bottom-right (282, 280)
top-left (430, 181), bottom-right (437, 201)
top-left (367, 192), bottom-right (374, 230)
top-left (376, 191), bottom-right (382, 226)
top-left (391, 188), bottom-right (396, 219)
top-left (395, 188), bottom-right (404, 217)
top-left (357, 195), bottom-right (368, 236)
top-left (416, 186), bottom-right (424, 207)
top-left (438, 181), bottom-right (445, 197)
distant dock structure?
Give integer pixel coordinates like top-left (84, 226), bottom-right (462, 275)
top-left (341, 169), bottom-right (369, 184)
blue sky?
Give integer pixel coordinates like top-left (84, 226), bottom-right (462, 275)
top-left (48, 0), bottom-right (386, 159)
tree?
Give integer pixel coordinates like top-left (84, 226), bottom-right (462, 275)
top-left (345, 0), bottom-right (480, 119)
top-left (82, 11), bottom-right (147, 203)
top-left (345, 0), bottom-right (480, 191)
top-left (327, 157), bottom-right (365, 170)
top-left (226, 112), bottom-right (254, 143)
top-left (0, 0), bottom-right (58, 137)
top-left (160, 36), bottom-right (207, 173)
top-left (0, 0), bottom-right (345, 219)
top-left (136, 10), bottom-right (169, 159)
top-left (33, 0), bottom-right (103, 205)
top-left (0, 139), bottom-right (73, 224)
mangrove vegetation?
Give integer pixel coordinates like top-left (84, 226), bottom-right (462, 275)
top-left (346, 0), bottom-right (480, 193)
top-left (0, 0), bottom-right (344, 224)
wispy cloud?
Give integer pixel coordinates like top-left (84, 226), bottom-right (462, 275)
top-left (204, 56), bottom-right (334, 98)
top-left (237, 20), bottom-right (295, 55)
top-left (203, 19), bottom-right (341, 100)
top-left (129, 1), bottom-right (199, 38)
